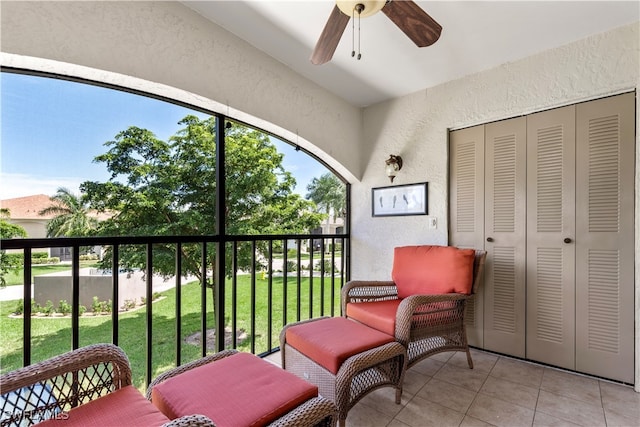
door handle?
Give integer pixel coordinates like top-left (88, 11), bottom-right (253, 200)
top-left (564, 237), bottom-right (572, 244)
top-left (486, 237), bottom-right (494, 242)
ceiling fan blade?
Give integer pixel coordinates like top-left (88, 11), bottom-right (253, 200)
top-left (311, 5), bottom-right (350, 65)
top-left (382, 0), bottom-right (442, 47)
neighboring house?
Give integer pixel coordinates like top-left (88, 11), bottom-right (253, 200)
top-left (0, 194), bottom-right (105, 261)
top-left (1, 194), bottom-right (57, 239)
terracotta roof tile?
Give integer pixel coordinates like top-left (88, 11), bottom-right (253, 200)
top-left (0, 194), bottom-right (61, 219)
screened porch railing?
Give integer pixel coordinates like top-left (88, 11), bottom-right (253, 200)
top-left (0, 233), bottom-right (349, 387)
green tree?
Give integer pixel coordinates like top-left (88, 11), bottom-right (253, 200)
top-left (81, 116), bottom-right (323, 282)
top-left (0, 208), bottom-right (28, 288)
top-left (39, 187), bottom-right (98, 237)
top-left (306, 172), bottom-right (346, 224)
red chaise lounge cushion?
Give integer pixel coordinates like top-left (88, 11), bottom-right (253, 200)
top-left (151, 352), bottom-right (318, 427)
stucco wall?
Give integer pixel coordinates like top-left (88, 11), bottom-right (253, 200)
top-left (353, 22), bottom-right (639, 278)
top-left (354, 22), bottom-right (639, 390)
top-left (0, 0), bottom-right (362, 182)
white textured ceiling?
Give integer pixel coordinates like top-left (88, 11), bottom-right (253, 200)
top-left (183, 1), bottom-right (639, 107)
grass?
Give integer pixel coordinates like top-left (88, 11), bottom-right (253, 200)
top-left (0, 273), bottom-right (342, 391)
top-left (3, 261), bottom-right (101, 286)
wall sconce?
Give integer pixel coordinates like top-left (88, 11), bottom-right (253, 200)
top-left (385, 154), bottom-right (403, 182)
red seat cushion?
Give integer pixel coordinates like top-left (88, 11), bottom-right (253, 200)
top-left (151, 352), bottom-right (318, 427)
top-left (285, 317), bottom-right (395, 374)
top-left (392, 245), bottom-right (475, 298)
top-left (37, 385), bottom-right (170, 427)
top-left (345, 299), bottom-right (401, 336)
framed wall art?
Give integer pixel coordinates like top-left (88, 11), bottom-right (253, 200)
top-left (372, 182), bottom-right (428, 217)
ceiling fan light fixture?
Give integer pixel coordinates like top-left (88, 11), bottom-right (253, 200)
top-left (336, 0), bottom-right (387, 18)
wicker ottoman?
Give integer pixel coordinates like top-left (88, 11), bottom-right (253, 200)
top-left (280, 317), bottom-right (406, 427)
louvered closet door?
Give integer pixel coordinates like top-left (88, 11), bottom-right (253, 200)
top-left (449, 125), bottom-right (485, 347)
top-left (484, 117), bottom-right (527, 357)
top-left (575, 92), bottom-right (635, 383)
top-left (526, 106), bottom-right (576, 369)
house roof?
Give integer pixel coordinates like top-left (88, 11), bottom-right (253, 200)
top-left (0, 194), bottom-right (61, 220)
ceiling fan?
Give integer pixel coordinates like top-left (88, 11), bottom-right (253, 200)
top-left (311, 0), bottom-right (442, 65)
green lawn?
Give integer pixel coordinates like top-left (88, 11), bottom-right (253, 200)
top-left (3, 261), bottom-right (101, 286)
top-left (0, 273), bottom-right (342, 391)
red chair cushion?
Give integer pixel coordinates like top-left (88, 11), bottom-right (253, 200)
top-left (392, 245), bottom-right (475, 298)
top-left (285, 317), bottom-right (395, 374)
top-left (345, 299), bottom-right (401, 336)
top-left (37, 385), bottom-right (170, 427)
top-left (151, 352), bottom-right (318, 427)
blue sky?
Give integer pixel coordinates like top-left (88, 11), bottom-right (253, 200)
top-left (0, 72), bottom-right (328, 200)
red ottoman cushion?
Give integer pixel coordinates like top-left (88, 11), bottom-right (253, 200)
top-left (285, 317), bottom-right (395, 374)
top-left (38, 385), bottom-right (170, 427)
top-left (151, 352), bottom-right (318, 427)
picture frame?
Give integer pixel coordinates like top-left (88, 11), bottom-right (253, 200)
top-left (372, 182), bottom-right (428, 217)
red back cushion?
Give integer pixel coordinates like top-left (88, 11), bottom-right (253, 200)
top-left (392, 245), bottom-right (475, 298)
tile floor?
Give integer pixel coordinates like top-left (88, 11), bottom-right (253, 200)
top-left (265, 349), bottom-right (639, 427)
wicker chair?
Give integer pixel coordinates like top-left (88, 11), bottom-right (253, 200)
top-left (0, 343), bottom-right (213, 427)
top-left (342, 246), bottom-right (486, 370)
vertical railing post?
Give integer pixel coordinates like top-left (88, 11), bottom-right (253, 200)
top-left (145, 243), bottom-right (153, 387)
top-left (267, 239), bottom-right (273, 351)
top-left (72, 245), bottom-right (80, 350)
top-left (214, 115), bottom-right (227, 353)
top-left (201, 243), bottom-right (207, 357)
top-left (231, 241), bottom-right (238, 349)
top-left (250, 240), bottom-right (256, 354)
top-left (111, 245), bottom-right (119, 346)
top-left (175, 242), bottom-right (182, 365)
top-left (296, 239), bottom-right (302, 321)
top-left (22, 247), bottom-right (32, 367)
top-left (282, 239), bottom-right (288, 327)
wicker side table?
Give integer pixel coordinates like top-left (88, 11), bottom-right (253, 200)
top-left (280, 317), bottom-right (406, 427)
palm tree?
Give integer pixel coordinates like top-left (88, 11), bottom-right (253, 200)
top-left (39, 187), bottom-right (98, 237)
top-left (305, 173), bottom-right (346, 234)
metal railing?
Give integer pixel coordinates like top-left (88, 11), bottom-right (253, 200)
top-left (0, 233), bottom-right (349, 388)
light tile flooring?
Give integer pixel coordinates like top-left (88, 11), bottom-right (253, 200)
top-left (265, 349), bottom-right (639, 427)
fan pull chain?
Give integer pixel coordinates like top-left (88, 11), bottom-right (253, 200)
top-left (351, 3), bottom-right (364, 60)
top-left (351, 8), bottom-right (355, 57)
top-left (357, 10), bottom-right (361, 60)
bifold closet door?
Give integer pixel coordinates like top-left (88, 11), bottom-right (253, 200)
top-left (449, 125), bottom-right (485, 347)
top-left (575, 92), bottom-right (635, 383)
top-left (483, 117), bottom-right (527, 357)
top-left (525, 105), bottom-right (576, 369)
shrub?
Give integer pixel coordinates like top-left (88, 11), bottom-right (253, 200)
top-left (79, 254), bottom-right (99, 261)
top-left (313, 259), bottom-right (338, 276)
top-left (32, 252), bottom-right (49, 260)
top-left (57, 300), bottom-right (72, 316)
top-left (92, 296), bottom-right (101, 313)
top-left (42, 300), bottom-right (54, 316)
top-left (14, 299), bottom-right (24, 315)
top-left (122, 299), bottom-right (137, 311)
top-left (287, 249), bottom-right (298, 259)
top-left (285, 261), bottom-right (297, 272)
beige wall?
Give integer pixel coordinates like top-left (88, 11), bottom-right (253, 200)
top-left (354, 22), bottom-right (639, 390)
top-left (1, 1), bottom-right (638, 388)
